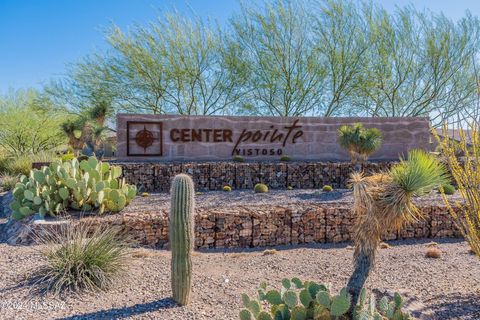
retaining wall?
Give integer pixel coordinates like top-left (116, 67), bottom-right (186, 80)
top-left (118, 161), bottom-right (395, 192)
top-left (8, 195), bottom-right (461, 249)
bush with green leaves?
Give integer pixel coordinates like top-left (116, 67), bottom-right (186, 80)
top-left (322, 185), bottom-right (333, 192)
top-left (32, 223), bottom-right (130, 295)
top-left (254, 183), bottom-right (269, 193)
top-left (233, 155), bottom-right (245, 162)
top-left (239, 278), bottom-right (411, 320)
top-left (10, 156), bottom-right (137, 220)
top-left (338, 123), bottom-right (383, 164)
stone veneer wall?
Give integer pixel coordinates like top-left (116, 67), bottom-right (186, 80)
top-left (118, 161), bottom-right (395, 192)
top-left (8, 200), bottom-right (461, 249)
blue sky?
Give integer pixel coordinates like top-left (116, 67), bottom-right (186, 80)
top-left (1, 0), bottom-right (479, 93)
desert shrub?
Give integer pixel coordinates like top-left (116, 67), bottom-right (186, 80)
top-left (239, 278), bottom-right (411, 320)
top-left (0, 173), bottom-right (18, 191)
top-left (0, 89), bottom-right (68, 156)
top-left (223, 185), bottom-right (232, 192)
top-left (233, 155), bottom-right (245, 162)
top-left (379, 242), bottom-right (391, 249)
top-left (1, 151), bottom-right (57, 176)
top-left (10, 156), bottom-right (137, 220)
top-left (280, 155), bottom-right (291, 162)
top-left (337, 123), bottom-right (383, 164)
top-left (322, 185), bottom-right (333, 192)
top-left (60, 152), bottom-right (75, 162)
top-left (254, 183), bottom-right (268, 193)
top-left (440, 184), bottom-right (455, 195)
top-left (6, 156), bottom-right (33, 176)
top-left (425, 247), bottom-right (442, 259)
top-left (434, 126), bottom-right (480, 257)
top-left (33, 223), bottom-right (129, 295)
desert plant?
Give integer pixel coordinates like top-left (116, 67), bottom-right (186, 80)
top-left (10, 156), bottom-right (137, 220)
top-left (170, 174), bottom-right (195, 306)
top-left (338, 123), bottom-right (383, 164)
top-left (440, 184), bottom-right (455, 195)
top-left (434, 126), bottom-right (480, 257)
top-left (223, 185), bottom-right (232, 192)
top-left (347, 150), bottom-right (448, 312)
top-left (6, 156), bottom-right (34, 176)
top-left (32, 223), bottom-right (129, 295)
top-left (254, 183), bottom-right (269, 193)
top-left (60, 152), bottom-right (75, 162)
top-left (0, 173), bottom-right (18, 191)
top-left (322, 185), bottom-right (333, 192)
top-left (425, 247), bottom-right (442, 259)
top-left (233, 155), bottom-right (245, 162)
top-left (239, 278), bottom-right (411, 320)
top-left (280, 155), bottom-right (291, 162)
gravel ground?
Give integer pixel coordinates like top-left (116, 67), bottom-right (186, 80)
top-left (0, 239), bottom-right (478, 320)
top-left (122, 189), bottom-right (462, 212)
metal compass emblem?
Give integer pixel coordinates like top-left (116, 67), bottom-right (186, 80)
top-left (135, 125), bottom-right (156, 151)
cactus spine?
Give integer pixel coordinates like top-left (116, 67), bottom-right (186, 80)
top-left (170, 174), bottom-right (195, 306)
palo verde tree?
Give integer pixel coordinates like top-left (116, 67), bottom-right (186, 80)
top-left (231, 0), bottom-right (327, 116)
top-left (354, 5), bottom-right (480, 126)
top-left (0, 89), bottom-right (68, 156)
top-left (47, 0), bottom-right (480, 124)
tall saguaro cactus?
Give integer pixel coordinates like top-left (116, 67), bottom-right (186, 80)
top-left (170, 174), bottom-right (195, 306)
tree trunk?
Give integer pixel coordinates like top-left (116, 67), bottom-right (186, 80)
top-left (346, 251), bottom-right (374, 316)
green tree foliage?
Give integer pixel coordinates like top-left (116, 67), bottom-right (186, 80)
top-left (0, 89), bottom-right (68, 156)
top-left (47, 0), bottom-right (480, 125)
top-left (355, 7), bottom-right (480, 126)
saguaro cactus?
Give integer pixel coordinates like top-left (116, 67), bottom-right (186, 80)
top-left (170, 174), bottom-right (195, 306)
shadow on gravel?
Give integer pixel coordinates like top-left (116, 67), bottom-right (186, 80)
top-left (423, 293), bottom-right (480, 320)
top-left (55, 297), bottom-right (178, 320)
top-left (293, 190), bottom-right (346, 201)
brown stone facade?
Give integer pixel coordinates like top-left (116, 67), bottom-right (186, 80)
top-left (117, 161), bottom-right (396, 192)
top-left (116, 115), bottom-right (432, 161)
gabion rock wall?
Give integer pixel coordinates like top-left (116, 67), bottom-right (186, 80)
top-left (118, 161), bottom-right (395, 192)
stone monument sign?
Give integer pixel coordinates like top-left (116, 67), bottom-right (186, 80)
top-left (116, 114), bottom-right (432, 161)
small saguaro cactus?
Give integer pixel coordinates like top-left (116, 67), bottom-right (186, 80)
top-left (170, 174), bottom-right (195, 306)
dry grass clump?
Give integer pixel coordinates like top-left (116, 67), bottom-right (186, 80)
top-left (379, 242), bottom-right (391, 249)
top-left (0, 173), bottom-right (18, 191)
top-left (426, 241), bottom-right (438, 247)
top-left (425, 247), bottom-right (442, 259)
top-left (32, 223), bottom-right (130, 295)
top-left (262, 249), bottom-right (277, 255)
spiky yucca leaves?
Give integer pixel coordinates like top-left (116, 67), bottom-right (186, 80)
top-left (434, 125), bottom-right (480, 257)
top-left (32, 223), bottom-right (130, 295)
top-left (347, 150), bottom-right (448, 313)
top-left (337, 123), bottom-right (383, 164)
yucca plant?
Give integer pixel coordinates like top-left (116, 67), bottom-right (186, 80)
top-left (32, 223), bottom-right (130, 295)
top-left (434, 125), bottom-right (480, 257)
top-left (338, 123), bottom-right (383, 164)
top-left (347, 150), bottom-right (448, 313)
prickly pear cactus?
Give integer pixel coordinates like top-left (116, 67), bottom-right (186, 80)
top-left (10, 156), bottom-right (137, 220)
top-left (170, 174), bottom-right (195, 306)
top-left (239, 278), bottom-right (411, 320)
